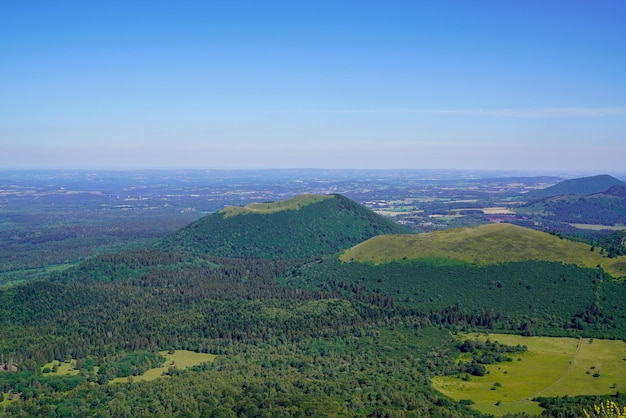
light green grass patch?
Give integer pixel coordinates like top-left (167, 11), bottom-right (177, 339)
top-left (474, 400), bottom-right (544, 417)
top-left (220, 194), bottom-right (332, 218)
top-left (41, 360), bottom-right (79, 376)
top-left (602, 257), bottom-right (626, 279)
top-left (40, 351), bottom-right (215, 384)
top-left (44, 263), bottom-right (78, 272)
top-left (538, 338), bottom-right (626, 397)
top-left (374, 210), bottom-right (418, 217)
top-left (432, 334), bottom-right (626, 417)
top-left (570, 223), bottom-right (626, 231)
top-left (110, 350), bottom-right (216, 384)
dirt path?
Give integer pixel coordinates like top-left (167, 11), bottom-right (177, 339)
top-left (528, 337), bottom-right (582, 400)
top-left (464, 337), bottom-right (583, 414)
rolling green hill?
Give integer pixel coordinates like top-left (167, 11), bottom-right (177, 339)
top-left (159, 193), bottom-right (410, 259)
top-left (339, 223), bottom-right (626, 278)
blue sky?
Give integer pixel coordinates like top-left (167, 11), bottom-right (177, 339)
top-left (1, 1), bottom-right (625, 172)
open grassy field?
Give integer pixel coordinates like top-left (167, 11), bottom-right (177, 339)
top-left (604, 257), bottom-right (626, 279)
top-left (110, 350), bottom-right (216, 383)
top-left (432, 333), bottom-right (626, 416)
top-left (220, 194), bottom-right (332, 218)
top-left (570, 223), bottom-right (626, 231)
top-left (41, 359), bottom-right (80, 376)
top-left (40, 350), bottom-right (215, 384)
top-left (449, 207), bottom-right (515, 215)
top-left (339, 223), bottom-right (626, 278)
top-left (374, 209), bottom-right (422, 217)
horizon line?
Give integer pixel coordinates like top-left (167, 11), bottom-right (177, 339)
top-left (322, 107), bottom-right (626, 117)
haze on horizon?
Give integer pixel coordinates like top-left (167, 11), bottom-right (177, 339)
top-left (1, 1), bottom-right (625, 172)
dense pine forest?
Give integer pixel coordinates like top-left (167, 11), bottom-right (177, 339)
top-left (2, 248), bottom-right (625, 416)
top-left (283, 257), bottom-right (626, 337)
top-left (0, 253), bottom-right (478, 416)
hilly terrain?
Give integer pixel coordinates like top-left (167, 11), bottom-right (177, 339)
top-left (0, 194), bottom-right (476, 417)
top-left (159, 193), bottom-right (410, 259)
top-left (2, 188), bottom-right (626, 416)
top-left (526, 174), bottom-right (626, 199)
top-left (339, 223), bottom-right (626, 278)
top-left (283, 222), bottom-right (626, 338)
top-left (524, 189), bottom-right (626, 227)
top-left (548, 193), bottom-right (626, 227)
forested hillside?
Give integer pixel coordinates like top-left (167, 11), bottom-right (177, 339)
top-left (539, 192), bottom-right (626, 226)
top-left (527, 174), bottom-right (626, 199)
top-left (284, 256), bottom-right (626, 337)
top-left (159, 193), bottom-right (409, 259)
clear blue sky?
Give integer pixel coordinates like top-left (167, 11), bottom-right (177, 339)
top-left (2, 1), bottom-right (625, 172)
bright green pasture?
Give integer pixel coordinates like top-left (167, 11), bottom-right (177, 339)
top-left (432, 333), bottom-right (626, 417)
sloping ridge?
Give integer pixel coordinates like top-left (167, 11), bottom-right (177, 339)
top-left (340, 223), bottom-right (626, 277)
top-left (528, 174), bottom-right (626, 199)
top-left (159, 194), bottom-right (410, 260)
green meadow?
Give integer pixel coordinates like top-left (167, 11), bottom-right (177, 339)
top-left (111, 350), bottom-right (216, 383)
top-left (41, 359), bottom-right (80, 376)
top-left (41, 350), bottom-right (216, 384)
top-left (432, 333), bottom-right (626, 416)
top-left (570, 223), bottom-right (626, 231)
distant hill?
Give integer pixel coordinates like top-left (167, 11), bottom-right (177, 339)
top-left (606, 184), bottom-right (626, 199)
top-left (159, 194), bottom-right (410, 259)
top-left (519, 183), bottom-right (626, 228)
top-left (339, 223), bottom-right (626, 278)
top-left (542, 192), bottom-right (626, 227)
top-left (527, 174), bottom-right (626, 199)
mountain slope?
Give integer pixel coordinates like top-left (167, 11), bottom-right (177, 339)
top-left (527, 174), bottom-right (626, 199)
top-left (339, 223), bottom-right (626, 278)
top-left (159, 194), bottom-right (410, 259)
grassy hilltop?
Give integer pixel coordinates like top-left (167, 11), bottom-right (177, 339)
top-left (219, 194), bottom-right (333, 217)
top-left (284, 222), bottom-right (626, 338)
top-left (340, 223), bottom-right (626, 278)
